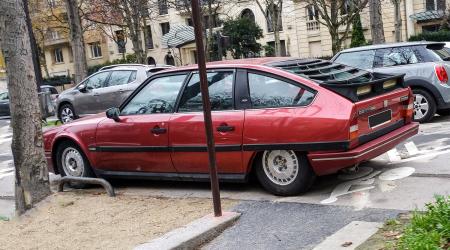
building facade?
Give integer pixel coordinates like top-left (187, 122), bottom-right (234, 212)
top-left (37, 0), bottom-right (448, 79)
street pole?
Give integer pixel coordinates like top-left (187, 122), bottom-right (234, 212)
top-left (190, 0), bottom-right (222, 217)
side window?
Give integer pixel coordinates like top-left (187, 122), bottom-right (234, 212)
top-left (106, 70), bottom-right (133, 87)
top-left (84, 72), bottom-right (110, 89)
top-left (0, 92), bottom-right (8, 100)
top-left (333, 50), bottom-right (375, 70)
top-left (121, 74), bottom-right (187, 115)
top-left (374, 47), bottom-right (419, 67)
top-left (178, 71), bottom-right (234, 112)
top-left (248, 73), bottom-right (315, 108)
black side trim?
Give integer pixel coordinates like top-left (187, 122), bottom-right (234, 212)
top-left (93, 145), bottom-right (243, 152)
top-left (94, 169), bottom-right (247, 183)
top-left (94, 146), bottom-right (170, 152)
top-left (243, 141), bottom-right (349, 151)
top-left (171, 145), bottom-right (242, 152)
top-left (359, 119), bottom-right (405, 145)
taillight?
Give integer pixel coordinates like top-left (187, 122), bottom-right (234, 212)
top-left (349, 124), bottom-right (359, 141)
top-left (435, 65), bottom-right (448, 84)
top-left (402, 91), bottom-right (414, 124)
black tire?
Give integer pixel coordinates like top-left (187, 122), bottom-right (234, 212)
top-left (437, 108), bottom-right (450, 116)
top-left (412, 89), bottom-right (436, 123)
top-left (255, 150), bottom-right (316, 196)
top-left (58, 103), bottom-right (77, 124)
top-left (56, 141), bottom-right (95, 188)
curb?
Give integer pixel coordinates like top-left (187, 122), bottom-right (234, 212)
top-left (134, 211), bottom-right (241, 250)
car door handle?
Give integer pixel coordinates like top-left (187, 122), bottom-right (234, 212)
top-left (118, 89), bottom-right (124, 93)
top-left (151, 126), bottom-right (167, 135)
top-left (93, 93), bottom-right (100, 96)
top-left (216, 123), bottom-right (235, 132)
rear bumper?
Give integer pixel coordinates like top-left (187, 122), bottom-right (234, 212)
top-left (308, 122), bottom-right (419, 175)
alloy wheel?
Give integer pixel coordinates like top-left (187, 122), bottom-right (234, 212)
top-left (60, 107), bottom-right (74, 124)
top-left (262, 150), bottom-right (299, 186)
top-left (414, 94), bottom-right (429, 120)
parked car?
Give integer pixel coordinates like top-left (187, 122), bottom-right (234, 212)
top-left (0, 91), bottom-right (9, 117)
top-left (332, 41), bottom-right (450, 123)
top-left (0, 85), bottom-right (59, 117)
top-left (56, 64), bottom-right (173, 124)
top-left (43, 58), bottom-right (418, 195)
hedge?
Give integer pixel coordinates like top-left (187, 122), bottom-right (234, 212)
top-left (409, 30), bottom-right (450, 42)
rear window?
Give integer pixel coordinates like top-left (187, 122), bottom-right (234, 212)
top-left (334, 50), bottom-right (375, 70)
top-left (374, 46), bottom-right (422, 68)
top-left (425, 44), bottom-right (450, 61)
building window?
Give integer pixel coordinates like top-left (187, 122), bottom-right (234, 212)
top-left (266, 40), bottom-right (287, 56)
top-left (266, 5), bottom-right (283, 32)
top-left (426, 0), bottom-right (446, 11)
top-left (161, 22), bottom-right (170, 35)
top-left (50, 30), bottom-right (60, 40)
top-left (54, 48), bottom-right (64, 63)
top-left (241, 9), bottom-right (255, 23)
top-left (204, 14), bottom-right (221, 28)
top-left (47, 0), bottom-right (57, 8)
top-left (115, 30), bottom-right (126, 54)
top-left (165, 52), bottom-right (175, 65)
top-left (145, 25), bottom-right (154, 49)
top-left (186, 18), bottom-right (193, 26)
top-left (158, 0), bottom-right (168, 15)
top-left (306, 5), bottom-right (319, 21)
top-left (89, 42), bottom-right (102, 58)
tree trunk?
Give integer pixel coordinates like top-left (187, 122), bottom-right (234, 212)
top-left (0, 0), bottom-right (51, 215)
top-left (393, 0), bottom-right (402, 42)
top-left (65, 0), bottom-right (88, 83)
top-left (331, 30), bottom-right (341, 55)
top-left (23, 0), bottom-right (43, 90)
top-left (369, 0), bottom-right (385, 44)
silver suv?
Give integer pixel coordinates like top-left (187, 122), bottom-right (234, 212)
top-left (332, 41), bottom-right (450, 122)
top-left (56, 64), bottom-right (173, 123)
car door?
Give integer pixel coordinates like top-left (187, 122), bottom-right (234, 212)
top-left (0, 92), bottom-right (9, 116)
top-left (73, 71), bottom-right (111, 115)
top-left (93, 73), bottom-right (188, 173)
top-left (169, 70), bottom-right (245, 174)
top-left (97, 70), bottom-right (137, 111)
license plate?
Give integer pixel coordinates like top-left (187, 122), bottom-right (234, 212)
top-left (369, 109), bottom-right (392, 128)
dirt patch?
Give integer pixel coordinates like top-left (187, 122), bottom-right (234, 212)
top-left (0, 192), bottom-right (237, 250)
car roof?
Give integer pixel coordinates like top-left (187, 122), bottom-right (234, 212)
top-left (99, 64), bottom-right (173, 71)
top-left (337, 41), bottom-right (446, 53)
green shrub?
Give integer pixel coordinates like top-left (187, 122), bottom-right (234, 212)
top-left (409, 30), bottom-right (450, 42)
top-left (350, 12), bottom-right (366, 48)
top-left (87, 54), bottom-right (138, 75)
top-left (43, 75), bottom-right (73, 86)
top-left (398, 196), bottom-right (450, 250)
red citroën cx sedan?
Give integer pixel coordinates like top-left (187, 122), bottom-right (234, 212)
top-left (43, 58), bottom-right (418, 195)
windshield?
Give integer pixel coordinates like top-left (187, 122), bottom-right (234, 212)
top-left (426, 44), bottom-right (450, 61)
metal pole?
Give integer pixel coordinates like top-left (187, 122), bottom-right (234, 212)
top-left (190, 0), bottom-right (222, 217)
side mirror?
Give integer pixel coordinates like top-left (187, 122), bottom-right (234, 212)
top-left (78, 84), bottom-right (87, 92)
top-left (106, 107), bottom-right (121, 122)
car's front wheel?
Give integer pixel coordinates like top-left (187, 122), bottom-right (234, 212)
top-left (412, 89), bottom-right (436, 123)
top-left (59, 103), bottom-right (76, 124)
top-left (56, 141), bottom-right (94, 188)
top-left (255, 150), bottom-right (316, 196)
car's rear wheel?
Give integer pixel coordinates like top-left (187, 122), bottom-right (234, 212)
top-left (59, 103), bottom-right (76, 124)
top-left (255, 150), bottom-right (316, 196)
top-left (412, 89), bottom-right (436, 123)
top-left (56, 141), bottom-right (94, 188)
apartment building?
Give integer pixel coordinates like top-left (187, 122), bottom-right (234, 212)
top-left (36, 0), bottom-right (448, 78)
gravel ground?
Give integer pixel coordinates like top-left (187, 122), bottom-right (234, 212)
top-left (0, 192), bottom-right (237, 250)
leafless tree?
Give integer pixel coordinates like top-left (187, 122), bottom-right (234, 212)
top-left (302, 0), bottom-right (369, 54)
top-left (65, 0), bottom-right (88, 83)
top-left (254, 0), bottom-right (283, 56)
top-left (391, 0), bottom-right (402, 42)
top-left (369, 0), bottom-right (385, 44)
top-left (0, 0), bottom-right (51, 215)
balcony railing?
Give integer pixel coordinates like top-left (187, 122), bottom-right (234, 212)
top-left (306, 20), bottom-right (320, 32)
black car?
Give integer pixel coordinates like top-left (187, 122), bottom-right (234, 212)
top-left (0, 91), bottom-right (9, 117)
top-left (0, 85), bottom-right (59, 117)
